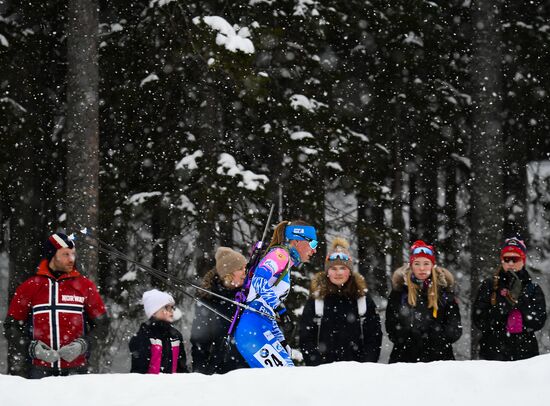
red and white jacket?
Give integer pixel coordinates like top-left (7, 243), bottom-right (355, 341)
top-left (7, 259), bottom-right (107, 370)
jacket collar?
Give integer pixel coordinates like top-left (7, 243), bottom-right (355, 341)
top-left (36, 259), bottom-right (81, 280)
top-left (288, 245), bottom-right (301, 266)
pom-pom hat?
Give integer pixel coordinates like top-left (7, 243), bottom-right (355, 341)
top-left (409, 240), bottom-right (436, 265)
top-left (325, 237), bottom-right (353, 271)
top-left (43, 233), bottom-right (75, 261)
top-left (501, 237), bottom-right (527, 261)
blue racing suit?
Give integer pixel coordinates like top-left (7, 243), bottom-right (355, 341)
top-left (235, 245), bottom-right (300, 367)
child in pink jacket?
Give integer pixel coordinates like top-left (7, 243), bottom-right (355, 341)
top-left (129, 289), bottom-right (188, 373)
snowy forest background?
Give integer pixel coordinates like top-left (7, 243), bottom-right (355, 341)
top-left (2, 0), bottom-right (550, 373)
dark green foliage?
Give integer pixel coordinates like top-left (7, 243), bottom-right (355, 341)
top-left (2, 0), bottom-right (550, 367)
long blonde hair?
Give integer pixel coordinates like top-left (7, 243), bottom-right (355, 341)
top-left (406, 265), bottom-right (440, 318)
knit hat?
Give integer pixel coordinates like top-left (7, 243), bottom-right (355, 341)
top-left (409, 240), bottom-right (436, 265)
top-left (501, 237), bottom-right (527, 261)
top-left (325, 237), bottom-right (353, 271)
top-left (215, 247), bottom-right (247, 279)
top-left (43, 233), bottom-right (75, 261)
top-left (142, 289), bottom-right (175, 319)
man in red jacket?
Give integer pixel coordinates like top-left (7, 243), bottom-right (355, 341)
top-left (4, 232), bottom-right (109, 378)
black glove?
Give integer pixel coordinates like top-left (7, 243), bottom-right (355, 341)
top-left (275, 304), bottom-right (295, 337)
top-left (280, 340), bottom-right (292, 356)
top-left (508, 271), bottom-right (523, 302)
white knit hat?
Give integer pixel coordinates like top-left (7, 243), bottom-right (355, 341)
top-left (142, 289), bottom-right (175, 318)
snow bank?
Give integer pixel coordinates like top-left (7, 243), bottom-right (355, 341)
top-left (2, 355), bottom-right (550, 406)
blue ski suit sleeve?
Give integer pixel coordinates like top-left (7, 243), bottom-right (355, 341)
top-left (250, 248), bottom-right (290, 311)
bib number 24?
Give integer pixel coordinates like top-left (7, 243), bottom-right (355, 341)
top-left (253, 342), bottom-right (287, 367)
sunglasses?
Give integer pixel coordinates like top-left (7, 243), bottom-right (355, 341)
top-left (292, 232), bottom-right (318, 249)
top-left (412, 246), bottom-right (434, 256)
top-left (328, 252), bottom-right (350, 261)
top-left (164, 305), bottom-right (176, 312)
top-left (502, 256), bottom-right (522, 264)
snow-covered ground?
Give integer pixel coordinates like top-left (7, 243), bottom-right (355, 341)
top-left (1, 355), bottom-right (550, 406)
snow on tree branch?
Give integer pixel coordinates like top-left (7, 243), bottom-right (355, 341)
top-left (217, 153), bottom-right (269, 191)
top-left (192, 16), bottom-right (255, 54)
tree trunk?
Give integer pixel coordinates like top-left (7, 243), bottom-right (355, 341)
top-left (389, 147), bottom-right (405, 284)
top-left (503, 132), bottom-right (528, 241)
top-left (357, 187), bottom-right (388, 298)
top-left (195, 79), bottom-right (223, 277)
top-left (65, 0), bottom-right (99, 281)
top-left (418, 155), bottom-right (439, 244)
top-left (152, 204), bottom-right (170, 276)
top-left (469, 0), bottom-right (505, 359)
top-left (442, 162), bottom-right (459, 266)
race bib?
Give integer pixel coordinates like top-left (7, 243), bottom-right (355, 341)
top-left (253, 343), bottom-right (288, 368)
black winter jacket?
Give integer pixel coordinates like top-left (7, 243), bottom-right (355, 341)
top-left (299, 292), bottom-right (382, 365)
top-left (190, 271), bottom-right (248, 374)
top-left (129, 319), bottom-right (188, 374)
top-left (473, 267), bottom-right (547, 361)
top-left (386, 266), bottom-right (462, 363)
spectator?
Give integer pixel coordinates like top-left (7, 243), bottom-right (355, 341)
top-left (129, 289), bottom-right (188, 373)
top-left (191, 247), bottom-right (248, 374)
top-left (299, 237), bottom-right (381, 365)
top-left (386, 240), bottom-right (462, 363)
top-left (4, 232), bottom-right (109, 378)
top-left (473, 237), bottom-right (547, 360)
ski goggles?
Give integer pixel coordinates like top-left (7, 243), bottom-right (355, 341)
top-left (293, 232), bottom-right (318, 250)
top-left (327, 252), bottom-right (350, 261)
top-left (411, 246), bottom-right (434, 256)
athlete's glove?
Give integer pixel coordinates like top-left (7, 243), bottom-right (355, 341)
top-left (29, 340), bottom-right (60, 363)
top-left (58, 338), bottom-right (88, 362)
top-left (275, 304), bottom-right (295, 337)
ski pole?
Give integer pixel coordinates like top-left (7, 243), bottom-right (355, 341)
top-left (78, 229), bottom-right (276, 320)
top-left (92, 244), bottom-right (232, 322)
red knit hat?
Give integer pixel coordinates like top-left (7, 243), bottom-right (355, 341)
top-left (500, 237), bottom-right (527, 261)
top-left (409, 240), bottom-right (436, 265)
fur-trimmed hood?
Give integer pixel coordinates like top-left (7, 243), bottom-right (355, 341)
top-left (310, 270), bottom-right (368, 300)
top-left (391, 264), bottom-right (455, 291)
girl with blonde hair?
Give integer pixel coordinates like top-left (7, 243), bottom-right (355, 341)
top-left (299, 237), bottom-right (381, 365)
top-left (385, 240), bottom-right (462, 363)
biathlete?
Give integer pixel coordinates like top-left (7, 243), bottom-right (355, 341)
top-left (234, 220), bottom-right (317, 368)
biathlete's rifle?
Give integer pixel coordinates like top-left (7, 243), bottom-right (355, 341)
top-left (226, 203), bottom-right (276, 337)
top-left (77, 228), bottom-right (275, 321)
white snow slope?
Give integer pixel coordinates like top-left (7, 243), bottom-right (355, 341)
top-left (1, 354), bottom-right (550, 406)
